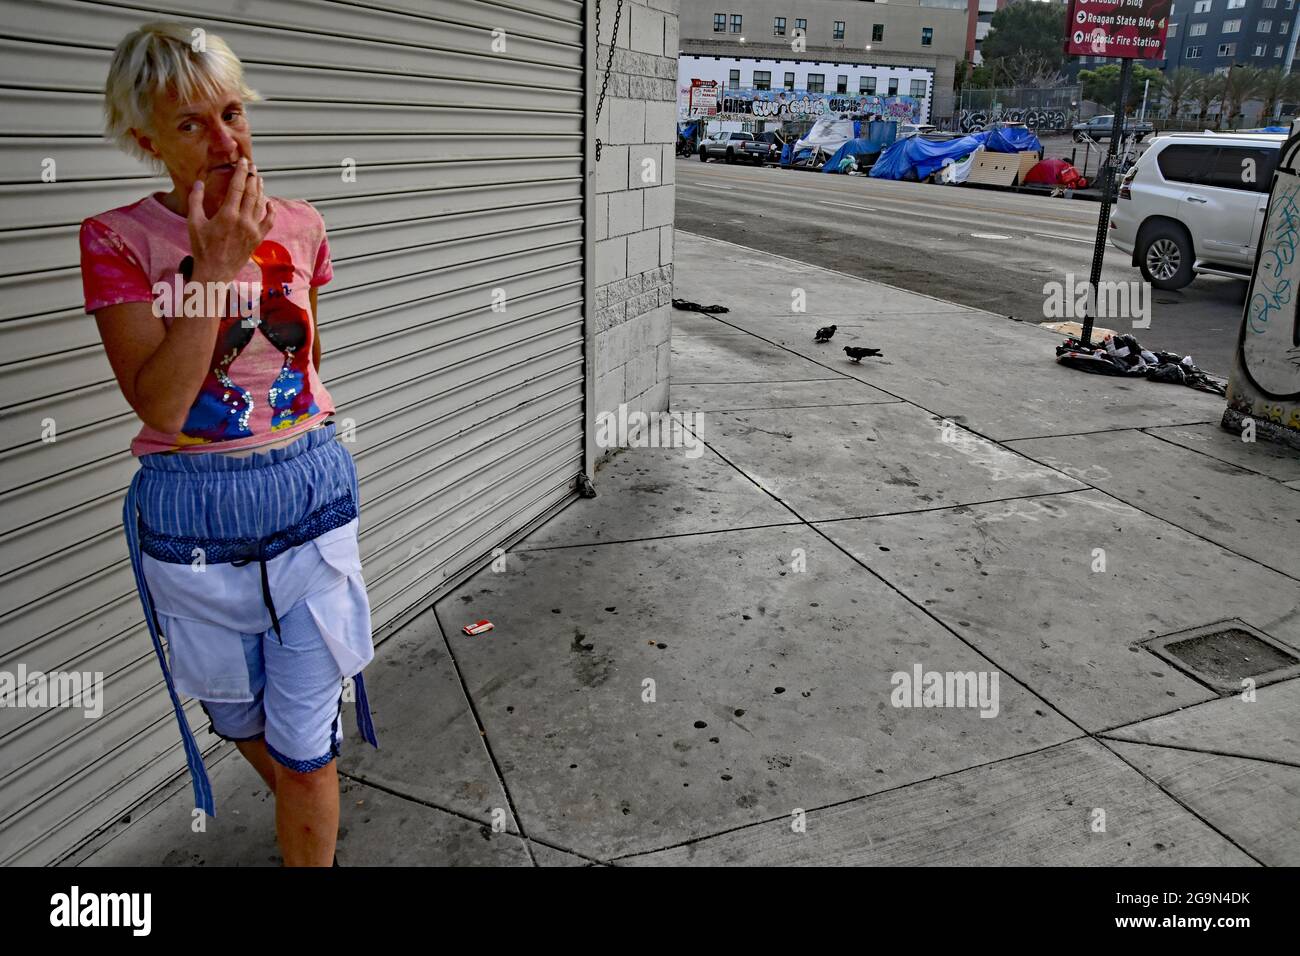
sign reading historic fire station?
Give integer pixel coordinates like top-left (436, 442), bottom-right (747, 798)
top-left (1064, 0), bottom-right (1171, 60)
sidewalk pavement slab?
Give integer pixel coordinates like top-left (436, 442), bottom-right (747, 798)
top-left (77, 751), bottom-right (532, 867)
top-left (1105, 740), bottom-right (1300, 866)
top-left (671, 310), bottom-right (748, 336)
top-left (670, 332), bottom-right (839, 384)
top-left (818, 490), bottom-right (1300, 731)
top-left (675, 232), bottom-right (1228, 441)
top-left (672, 377), bottom-right (898, 411)
top-left (71, 227), bottom-right (1294, 868)
top-left (1142, 423), bottom-right (1300, 482)
top-left (337, 613), bottom-right (520, 830)
top-left (1102, 678), bottom-right (1300, 765)
top-left (699, 402), bottom-right (1084, 522)
top-left (436, 525), bottom-right (1077, 859)
top-left (516, 445), bottom-right (795, 551)
top-left (1007, 430), bottom-right (1300, 580)
top-left (619, 738), bottom-right (1255, 866)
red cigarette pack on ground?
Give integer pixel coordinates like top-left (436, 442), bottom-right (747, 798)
top-left (462, 619), bottom-right (494, 636)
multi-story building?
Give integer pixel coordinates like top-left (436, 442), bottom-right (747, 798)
top-left (969, 0), bottom-right (1008, 66)
top-left (1160, 0), bottom-right (1300, 75)
top-left (680, 2), bottom-right (972, 120)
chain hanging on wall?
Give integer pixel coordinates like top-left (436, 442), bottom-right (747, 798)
top-left (593, 0), bottom-right (625, 161)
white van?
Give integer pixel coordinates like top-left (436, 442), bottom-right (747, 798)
top-left (1108, 132), bottom-right (1284, 290)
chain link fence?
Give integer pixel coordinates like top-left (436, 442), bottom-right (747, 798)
top-left (953, 86), bottom-right (1082, 134)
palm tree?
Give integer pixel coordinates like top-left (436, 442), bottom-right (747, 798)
top-left (1220, 65), bottom-right (1263, 128)
top-left (1194, 73), bottom-right (1226, 126)
top-left (1254, 66), bottom-right (1300, 123)
top-left (1161, 67), bottom-right (1201, 121)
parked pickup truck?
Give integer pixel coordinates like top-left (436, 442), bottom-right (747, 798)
top-left (1072, 114), bottom-right (1153, 143)
top-left (740, 131), bottom-right (788, 165)
top-left (698, 131), bottom-right (755, 162)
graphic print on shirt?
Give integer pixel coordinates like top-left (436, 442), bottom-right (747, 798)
top-left (177, 239), bottom-right (320, 445)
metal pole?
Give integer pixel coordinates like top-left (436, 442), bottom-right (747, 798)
top-left (1139, 79), bottom-right (1149, 123)
top-left (1080, 57), bottom-right (1132, 348)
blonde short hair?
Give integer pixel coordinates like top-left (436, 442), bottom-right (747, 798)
top-left (103, 21), bottom-right (260, 167)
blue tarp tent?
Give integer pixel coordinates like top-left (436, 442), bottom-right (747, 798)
top-left (870, 132), bottom-right (990, 181)
top-left (822, 120), bottom-right (898, 173)
top-left (983, 125), bottom-right (1042, 154)
top-left (822, 138), bottom-right (878, 172)
top-left (868, 126), bottom-right (1042, 182)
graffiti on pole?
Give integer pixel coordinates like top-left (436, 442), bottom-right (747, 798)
top-left (1226, 120), bottom-right (1300, 440)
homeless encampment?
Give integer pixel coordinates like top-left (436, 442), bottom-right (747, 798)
top-left (869, 126), bottom-right (1043, 182)
top-left (821, 120), bottom-right (899, 174)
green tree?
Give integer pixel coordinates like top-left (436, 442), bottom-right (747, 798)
top-left (1078, 63), bottom-right (1165, 113)
top-left (1255, 66), bottom-right (1300, 123)
top-left (954, 56), bottom-right (971, 94)
top-left (1160, 67), bottom-right (1201, 119)
top-left (980, 0), bottom-right (1067, 76)
top-left (1220, 65), bottom-right (1262, 128)
top-left (967, 64), bottom-right (996, 89)
top-left (1194, 73), bottom-right (1226, 125)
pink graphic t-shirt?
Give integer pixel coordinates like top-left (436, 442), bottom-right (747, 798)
top-left (80, 194), bottom-right (336, 456)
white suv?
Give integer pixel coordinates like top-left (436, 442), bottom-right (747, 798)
top-left (1109, 132), bottom-right (1283, 290)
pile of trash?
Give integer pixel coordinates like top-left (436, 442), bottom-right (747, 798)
top-left (1055, 333), bottom-right (1226, 395)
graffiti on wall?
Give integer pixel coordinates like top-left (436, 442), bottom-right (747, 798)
top-left (680, 87), bottom-right (925, 124)
top-left (956, 108), bottom-right (1068, 134)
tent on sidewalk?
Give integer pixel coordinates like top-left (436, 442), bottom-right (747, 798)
top-left (869, 125), bottom-right (1043, 182)
top-left (821, 120), bottom-right (899, 173)
top-left (1024, 156), bottom-right (1088, 189)
top-left (870, 131), bottom-right (990, 181)
top-left (983, 125), bottom-right (1042, 154)
top-left (794, 115), bottom-right (859, 155)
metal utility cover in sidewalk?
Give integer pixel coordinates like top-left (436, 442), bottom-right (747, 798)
top-left (1143, 621), bottom-right (1300, 695)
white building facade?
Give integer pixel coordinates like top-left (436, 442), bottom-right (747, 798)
top-left (679, 54), bottom-right (934, 130)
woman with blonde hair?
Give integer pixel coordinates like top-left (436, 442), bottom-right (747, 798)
top-left (79, 21), bottom-right (378, 866)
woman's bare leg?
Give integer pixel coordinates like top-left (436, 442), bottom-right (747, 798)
top-left (273, 758), bottom-right (338, 867)
top-left (234, 737), bottom-right (278, 793)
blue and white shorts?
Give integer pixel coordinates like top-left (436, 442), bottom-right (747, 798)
top-left (124, 423), bottom-right (379, 813)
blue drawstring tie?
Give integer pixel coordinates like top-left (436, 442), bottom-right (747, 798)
top-left (124, 470), bottom-right (216, 817)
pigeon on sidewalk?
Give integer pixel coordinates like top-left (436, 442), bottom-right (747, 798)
top-left (814, 324), bottom-right (837, 342)
top-left (844, 346), bottom-right (882, 363)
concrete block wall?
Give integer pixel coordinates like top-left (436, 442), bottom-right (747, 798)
top-left (593, 0), bottom-right (678, 454)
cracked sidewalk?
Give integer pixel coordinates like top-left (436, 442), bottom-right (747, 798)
top-left (69, 231), bottom-right (1300, 867)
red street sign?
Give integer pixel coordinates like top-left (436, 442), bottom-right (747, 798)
top-left (1064, 0), bottom-right (1171, 60)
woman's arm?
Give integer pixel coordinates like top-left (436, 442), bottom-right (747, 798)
top-left (91, 160), bottom-right (274, 434)
top-left (94, 298), bottom-right (223, 435)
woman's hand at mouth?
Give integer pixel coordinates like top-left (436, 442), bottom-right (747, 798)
top-left (187, 157), bottom-right (275, 285)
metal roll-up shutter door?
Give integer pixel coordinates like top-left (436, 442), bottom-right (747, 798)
top-left (0, 0), bottom-right (588, 864)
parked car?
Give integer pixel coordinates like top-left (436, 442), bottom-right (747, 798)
top-left (1109, 131), bottom-right (1283, 290)
top-left (698, 131), bottom-right (755, 162)
top-left (1073, 114), bottom-right (1153, 142)
top-left (739, 130), bottom-right (787, 165)
top-left (897, 123), bottom-right (937, 140)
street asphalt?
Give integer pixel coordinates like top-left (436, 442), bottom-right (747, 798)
top-left (675, 155), bottom-right (1247, 378)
